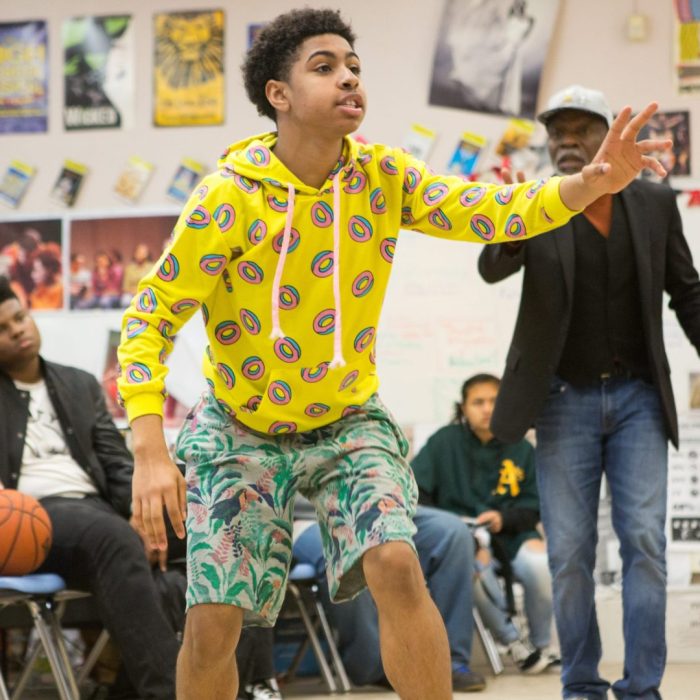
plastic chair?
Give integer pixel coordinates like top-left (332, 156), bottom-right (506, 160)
top-left (0, 573), bottom-right (80, 700)
top-left (281, 563), bottom-right (351, 693)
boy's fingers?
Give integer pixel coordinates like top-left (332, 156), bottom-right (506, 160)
top-left (621, 101), bottom-right (659, 140)
top-left (147, 496), bottom-right (167, 550)
top-left (165, 487), bottom-right (186, 540)
top-left (635, 138), bottom-right (672, 154)
top-left (641, 155), bottom-right (667, 178)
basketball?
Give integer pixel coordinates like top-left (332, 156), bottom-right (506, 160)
top-left (0, 490), bottom-right (52, 576)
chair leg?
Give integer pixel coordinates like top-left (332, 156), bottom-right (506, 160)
top-left (283, 636), bottom-right (309, 683)
top-left (312, 596), bottom-right (351, 692)
top-left (472, 607), bottom-right (504, 676)
top-left (0, 670), bottom-right (10, 700)
top-left (76, 628), bottom-right (110, 688)
top-left (287, 583), bottom-right (337, 693)
top-left (9, 632), bottom-right (40, 700)
top-left (24, 598), bottom-right (79, 700)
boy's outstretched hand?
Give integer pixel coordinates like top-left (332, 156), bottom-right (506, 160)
top-left (560, 102), bottom-right (673, 211)
top-left (584, 103), bottom-right (671, 189)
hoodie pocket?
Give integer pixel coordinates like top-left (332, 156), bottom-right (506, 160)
top-left (242, 358), bottom-right (377, 434)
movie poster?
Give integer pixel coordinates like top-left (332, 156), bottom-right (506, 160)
top-left (50, 160), bottom-right (88, 207)
top-left (69, 214), bottom-right (176, 310)
top-left (63, 15), bottom-right (134, 130)
top-left (0, 218), bottom-right (63, 310)
top-left (639, 110), bottom-right (691, 183)
top-left (429, 0), bottom-right (561, 118)
top-left (0, 21), bottom-right (48, 134)
top-left (674, 0), bottom-right (700, 95)
top-left (0, 160), bottom-right (36, 208)
top-left (153, 9), bottom-right (225, 127)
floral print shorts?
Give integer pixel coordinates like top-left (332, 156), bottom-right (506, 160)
top-left (175, 391), bottom-right (418, 626)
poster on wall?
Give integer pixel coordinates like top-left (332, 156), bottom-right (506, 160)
top-left (667, 412), bottom-right (700, 550)
top-left (674, 1), bottom-right (700, 95)
top-left (402, 124), bottom-right (438, 162)
top-left (102, 329), bottom-right (189, 428)
top-left (247, 23), bottom-right (266, 49)
top-left (638, 110), bottom-right (691, 184)
top-left (0, 219), bottom-right (63, 310)
top-left (447, 132), bottom-right (487, 176)
top-left (51, 160), bottom-right (88, 207)
top-left (153, 9), bottom-right (225, 126)
top-left (0, 160), bottom-right (36, 208)
top-left (0, 21), bottom-right (48, 134)
top-left (69, 214), bottom-right (176, 310)
top-left (429, 0), bottom-right (561, 118)
top-left (114, 156), bottom-right (155, 204)
top-left (167, 157), bottom-right (205, 202)
top-left (63, 15), bottom-right (134, 130)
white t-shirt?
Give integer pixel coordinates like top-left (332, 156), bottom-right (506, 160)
top-left (15, 378), bottom-right (98, 500)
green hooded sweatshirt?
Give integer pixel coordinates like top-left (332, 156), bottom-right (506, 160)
top-left (412, 423), bottom-right (540, 560)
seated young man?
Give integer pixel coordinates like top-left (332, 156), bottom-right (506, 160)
top-left (412, 373), bottom-right (558, 673)
top-left (0, 277), bottom-right (182, 699)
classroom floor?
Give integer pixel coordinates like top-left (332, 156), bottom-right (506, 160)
top-left (282, 662), bottom-right (699, 698)
top-left (15, 661), bottom-right (700, 699)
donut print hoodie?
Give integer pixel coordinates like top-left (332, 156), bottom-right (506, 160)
top-left (117, 132), bottom-right (577, 434)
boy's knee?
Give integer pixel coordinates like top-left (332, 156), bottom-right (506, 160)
top-left (182, 604), bottom-right (244, 666)
top-left (363, 542), bottom-right (424, 599)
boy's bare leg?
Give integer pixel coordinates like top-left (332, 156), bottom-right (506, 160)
top-left (364, 541), bottom-right (452, 699)
top-left (177, 603), bottom-right (244, 700)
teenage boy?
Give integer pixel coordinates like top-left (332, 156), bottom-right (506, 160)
top-left (117, 9), bottom-right (670, 700)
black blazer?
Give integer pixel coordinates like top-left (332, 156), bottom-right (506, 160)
top-left (0, 358), bottom-right (133, 517)
top-left (478, 179), bottom-right (700, 448)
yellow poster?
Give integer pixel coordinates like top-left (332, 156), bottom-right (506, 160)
top-left (153, 9), bottom-right (224, 127)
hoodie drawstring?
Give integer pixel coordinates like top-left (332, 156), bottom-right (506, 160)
top-left (328, 172), bottom-right (346, 368)
top-left (269, 183), bottom-right (295, 340)
top-left (268, 174), bottom-right (346, 368)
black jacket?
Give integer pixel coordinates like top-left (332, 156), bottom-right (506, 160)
top-left (0, 358), bottom-right (133, 517)
top-left (478, 179), bottom-right (700, 448)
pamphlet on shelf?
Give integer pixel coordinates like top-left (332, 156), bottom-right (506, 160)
top-left (0, 160), bottom-right (36, 208)
top-left (50, 160), bottom-right (88, 207)
top-left (114, 156), bottom-right (154, 204)
top-left (166, 157), bottom-right (205, 203)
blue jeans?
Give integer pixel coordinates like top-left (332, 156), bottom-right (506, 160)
top-left (292, 505), bottom-right (475, 685)
top-left (474, 540), bottom-right (553, 648)
top-left (535, 377), bottom-right (668, 700)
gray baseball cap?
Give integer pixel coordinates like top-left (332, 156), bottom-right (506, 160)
top-left (537, 85), bottom-right (613, 128)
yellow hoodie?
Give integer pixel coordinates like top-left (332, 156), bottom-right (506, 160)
top-left (117, 133), bottom-right (577, 434)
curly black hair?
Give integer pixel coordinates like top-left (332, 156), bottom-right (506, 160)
top-left (242, 8), bottom-right (356, 122)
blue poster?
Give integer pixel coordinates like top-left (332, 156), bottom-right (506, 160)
top-left (0, 21), bottom-right (48, 133)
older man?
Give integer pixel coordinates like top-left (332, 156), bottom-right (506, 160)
top-left (479, 85), bottom-right (700, 700)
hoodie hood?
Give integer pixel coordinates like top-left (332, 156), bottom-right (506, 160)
top-left (217, 131), bottom-right (362, 195)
